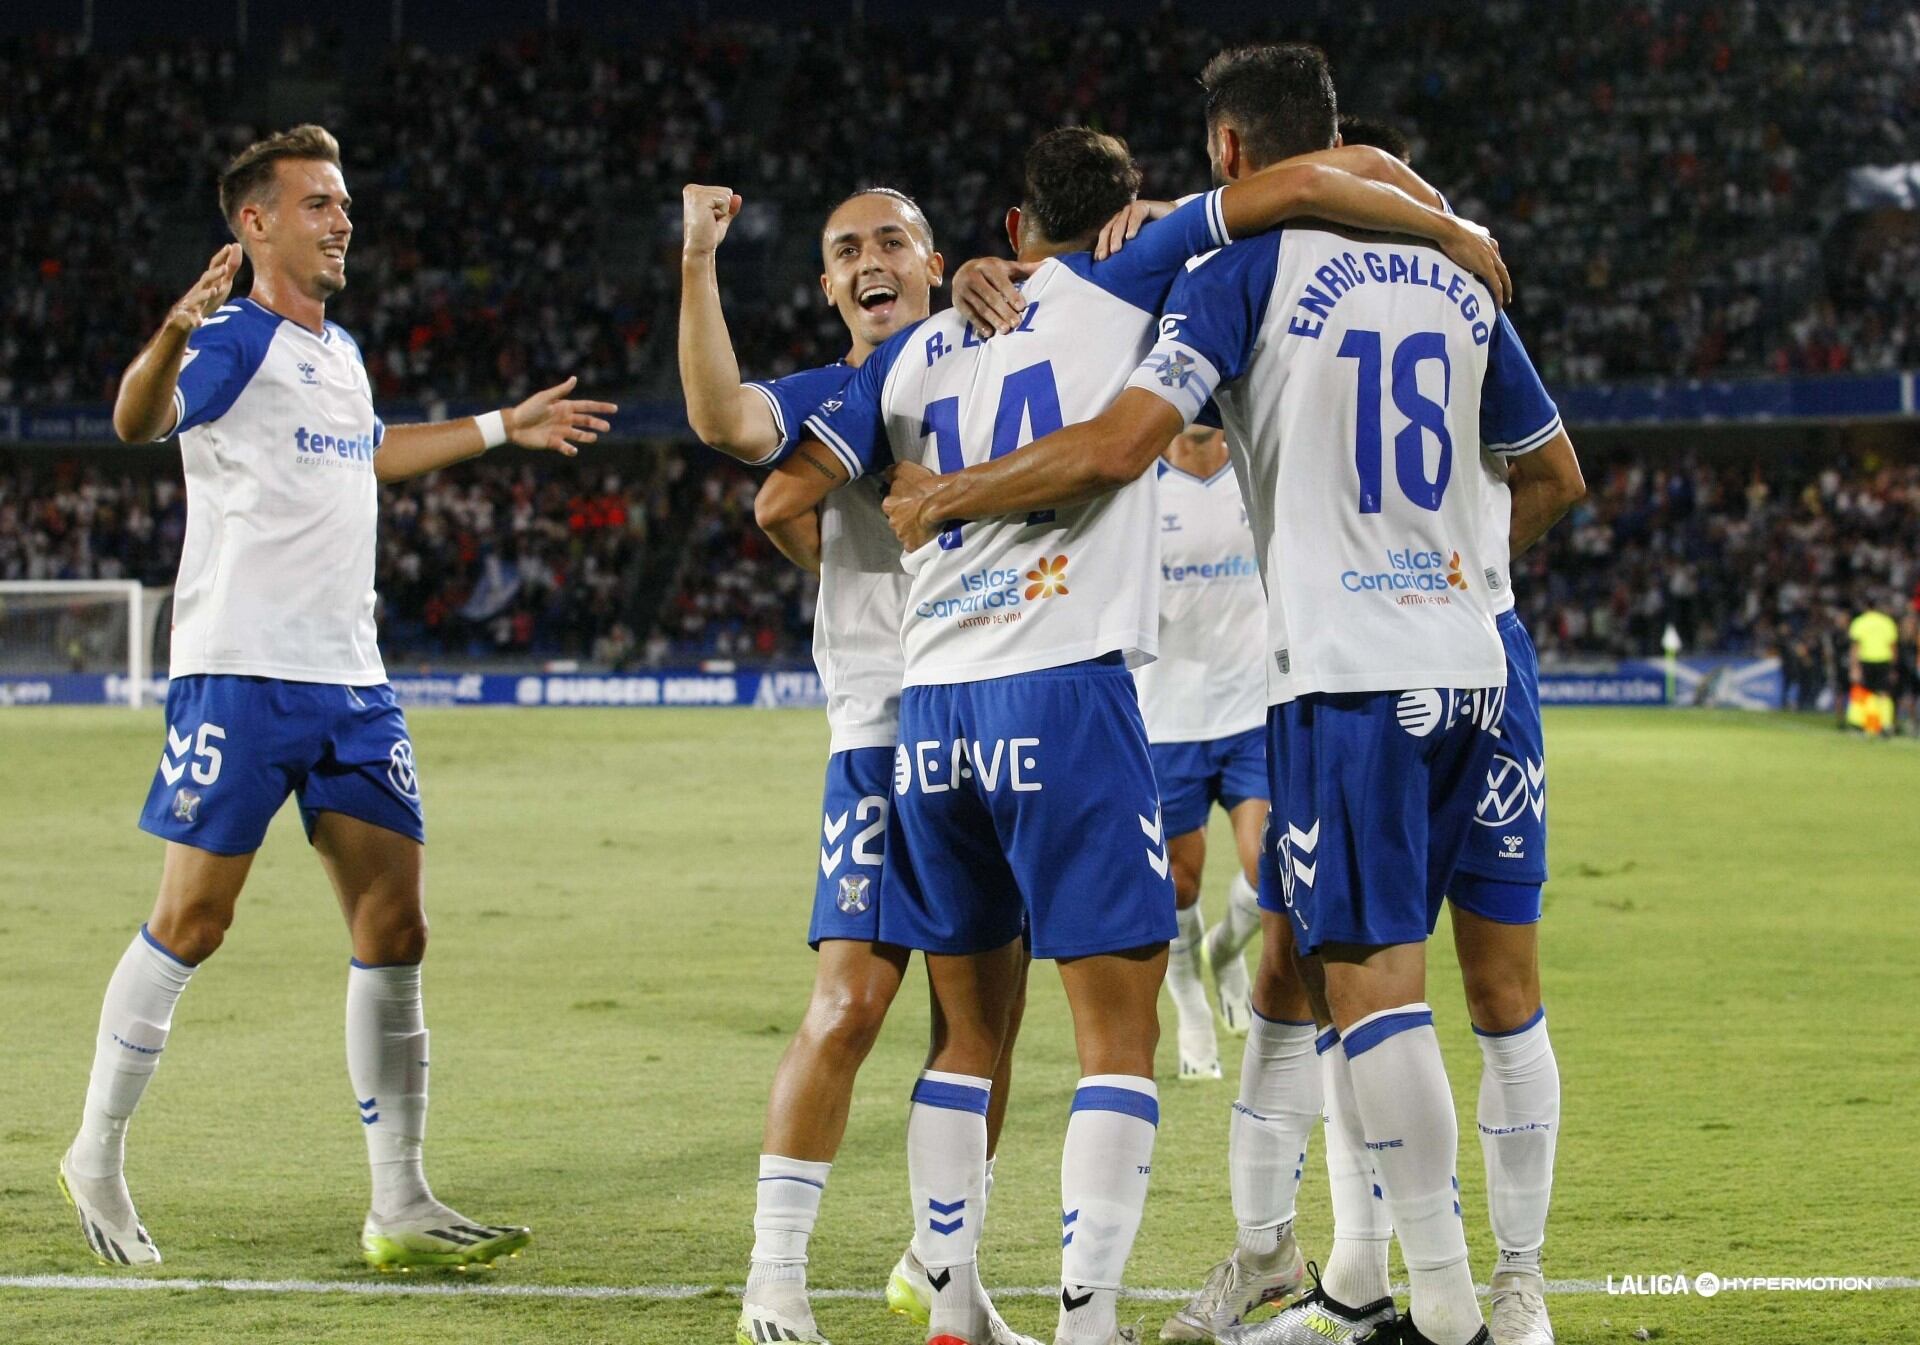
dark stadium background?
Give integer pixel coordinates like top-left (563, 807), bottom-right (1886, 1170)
top-left (2, 0), bottom-right (1915, 716)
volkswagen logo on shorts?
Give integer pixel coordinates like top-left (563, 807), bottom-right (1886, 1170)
top-left (836, 874), bottom-right (872, 914)
top-left (387, 740), bottom-right (420, 799)
top-left (1475, 753), bottom-right (1528, 827)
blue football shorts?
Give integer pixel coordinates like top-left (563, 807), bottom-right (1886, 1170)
top-left (139, 676), bottom-right (425, 855)
top-left (879, 655), bottom-right (1178, 961)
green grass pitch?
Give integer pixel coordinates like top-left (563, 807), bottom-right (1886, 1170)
top-left (1, 706), bottom-right (1915, 1343)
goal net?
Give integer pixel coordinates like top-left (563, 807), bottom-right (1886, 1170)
top-left (0, 581), bottom-right (167, 706)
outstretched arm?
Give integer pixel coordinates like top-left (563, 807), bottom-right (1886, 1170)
top-left (375, 377), bottom-right (615, 484)
top-left (113, 244), bottom-right (242, 443)
top-left (884, 389), bottom-right (1183, 551)
top-left (678, 185), bottom-right (785, 461)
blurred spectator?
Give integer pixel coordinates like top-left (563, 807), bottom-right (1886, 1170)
top-left (8, 446), bottom-right (1914, 674)
top-left (4, 0), bottom-right (1917, 407)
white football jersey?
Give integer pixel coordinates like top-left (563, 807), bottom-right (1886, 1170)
top-left (750, 360), bottom-right (908, 751)
top-left (1127, 225), bottom-right (1560, 702)
top-left (805, 190), bottom-right (1232, 687)
top-left (1135, 459), bottom-right (1266, 742)
top-left (1479, 450), bottom-right (1517, 616)
top-left (165, 298), bottom-right (386, 684)
top-left (816, 484), bottom-right (909, 751)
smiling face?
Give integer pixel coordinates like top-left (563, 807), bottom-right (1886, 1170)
top-left (818, 192), bottom-right (943, 354)
top-left (240, 158), bottom-right (353, 300)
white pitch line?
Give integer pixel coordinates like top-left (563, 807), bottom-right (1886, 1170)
top-left (2, 1275), bottom-right (1918, 1300)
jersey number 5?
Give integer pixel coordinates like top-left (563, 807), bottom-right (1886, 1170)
top-left (920, 361), bottom-right (1063, 548)
top-left (1336, 329), bottom-right (1452, 514)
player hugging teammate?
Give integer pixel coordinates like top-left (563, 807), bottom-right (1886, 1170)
top-left (59, 42), bottom-right (1587, 1345)
top-left (882, 44), bottom-right (1582, 1345)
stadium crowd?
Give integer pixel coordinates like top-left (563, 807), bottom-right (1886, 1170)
top-left (4, 449), bottom-right (1915, 700)
top-left (4, 0), bottom-right (1918, 408)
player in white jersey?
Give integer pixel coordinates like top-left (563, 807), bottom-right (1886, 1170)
top-left (1223, 121), bottom-right (1586, 1345)
top-left (680, 183), bottom-right (1036, 1345)
top-left (881, 43), bottom-right (1553, 1345)
top-left (770, 126), bottom-right (1500, 1345)
top-left (61, 125), bottom-right (613, 1272)
top-left (1136, 423), bottom-right (1270, 1082)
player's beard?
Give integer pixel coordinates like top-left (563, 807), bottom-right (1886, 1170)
top-left (315, 266), bottom-right (347, 297)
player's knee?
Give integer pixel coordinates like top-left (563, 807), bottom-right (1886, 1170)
top-left (1462, 970), bottom-right (1539, 1035)
top-left (1252, 957), bottom-right (1310, 1022)
top-left (362, 907), bottom-right (429, 965)
top-left (1171, 862), bottom-right (1203, 909)
top-left (807, 982), bottom-right (892, 1059)
top-left (150, 904), bottom-right (234, 964)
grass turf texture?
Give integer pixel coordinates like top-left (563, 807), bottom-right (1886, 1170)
top-left (1, 706), bottom-right (1915, 1344)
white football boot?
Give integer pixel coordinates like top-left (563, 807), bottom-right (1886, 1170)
top-left (737, 1299), bottom-right (832, 1344)
top-left (1205, 925), bottom-right (1255, 1036)
top-left (1217, 1269), bottom-right (1396, 1345)
top-left (888, 1246), bottom-right (1043, 1345)
top-left (360, 1199), bottom-right (529, 1270)
top-left (58, 1148), bottom-right (160, 1267)
top-left (1178, 1025), bottom-right (1225, 1081)
top-left (1487, 1267), bottom-right (1554, 1345)
top-left (1162, 1241), bottom-right (1307, 1341)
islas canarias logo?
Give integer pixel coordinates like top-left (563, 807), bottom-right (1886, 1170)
top-left (1024, 554), bottom-right (1069, 600)
top-left (1447, 550), bottom-right (1468, 590)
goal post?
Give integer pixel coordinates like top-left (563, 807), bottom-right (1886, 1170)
top-left (0, 580), bottom-right (165, 707)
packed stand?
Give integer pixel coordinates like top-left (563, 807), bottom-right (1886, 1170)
top-left (1515, 451), bottom-right (1920, 699)
top-left (0, 452), bottom-right (798, 667)
top-left (5, 0), bottom-right (1919, 410)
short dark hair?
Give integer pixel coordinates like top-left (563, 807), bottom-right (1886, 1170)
top-left (1200, 44), bottom-right (1337, 167)
top-left (1021, 127), bottom-right (1142, 248)
top-left (218, 124), bottom-right (341, 228)
top-left (1337, 115), bottom-right (1412, 164)
top-left (827, 185), bottom-right (936, 251)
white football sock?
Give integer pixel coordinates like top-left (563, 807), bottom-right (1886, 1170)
top-left (747, 1154), bottom-right (830, 1309)
top-left (1319, 1031), bottom-right (1392, 1309)
top-left (345, 961), bottom-right (433, 1219)
top-left (1210, 871), bottom-right (1262, 961)
top-left (908, 1070), bottom-right (990, 1339)
top-left (71, 926), bottom-right (196, 1181)
top-left (1230, 1014), bottom-right (1319, 1264)
top-left (1059, 1075), bottom-right (1158, 1343)
top-left (1167, 904), bottom-right (1216, 1047)
top-left (1344, 1005), bottom-right (1481, 1345)
top-left (1476, 1007), bottom-right (1559, 1263)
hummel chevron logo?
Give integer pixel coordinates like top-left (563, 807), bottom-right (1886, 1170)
top-left (928, 1194), bottom-right (966, 1235)
top-left (358, 1096), bottom-right (379, 1125)
top-left (927, 1267), bottom-right (953, 1292)
top-left (820, 810), bottom-right (848, 876)
top-left (1139, 808), bottom-right (1169, 878)
top-left (159, 725), bottom-right (192, 785)
top-left (1287, 820), bottom-right (1320, 888)
top-left (1062, 1287), bottom-right (1095, 1312)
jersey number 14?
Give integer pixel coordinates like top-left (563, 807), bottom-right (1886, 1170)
top-left (921, 361), bottom-right (1061, 548)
